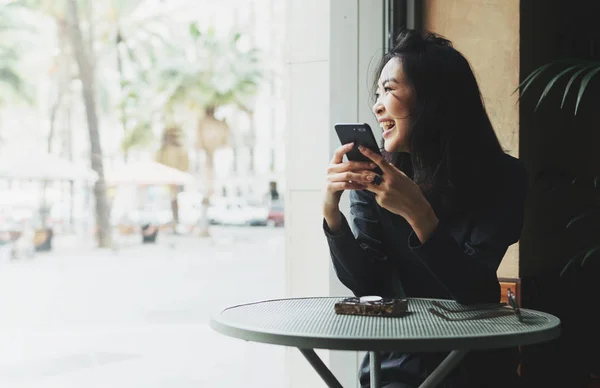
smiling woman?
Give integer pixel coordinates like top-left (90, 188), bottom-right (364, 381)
top-left (322, 29), bottom-right (528, 388)
top-left (371, 30), bottom-right (508, 204)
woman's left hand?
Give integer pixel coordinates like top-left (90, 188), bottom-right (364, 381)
top-left (358, 145), bottom-right (439, 243)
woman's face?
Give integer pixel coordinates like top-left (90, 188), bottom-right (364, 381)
top-left (373, 57), bottom-right (413, 153)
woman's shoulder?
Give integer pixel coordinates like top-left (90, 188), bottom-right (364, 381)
top-left (452, 152), bottom-right (528, 216)
top-left (478, 152), bottom-right (528, 211)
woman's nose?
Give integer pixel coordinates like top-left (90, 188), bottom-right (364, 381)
top-left (373, 102), bottom-right (384, 115)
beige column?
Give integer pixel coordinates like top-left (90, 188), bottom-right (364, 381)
top-left (284, 0), bottom-right (384, 386)
top-left (284, 0), bottom-right (333, 386)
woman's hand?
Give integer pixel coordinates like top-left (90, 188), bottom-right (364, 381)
top-left (323, 142), bottom-right (378, 231)
top-left (358, 145), bottom-right (439, 243)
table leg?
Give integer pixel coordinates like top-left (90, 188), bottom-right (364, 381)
top-left (298, 348), bottom-right (344, 388)
top-left (419, 349), bottom-right (468, 388)
top-left (370, 351), bottom-right (382, 388)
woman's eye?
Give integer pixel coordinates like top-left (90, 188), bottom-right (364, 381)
top-left (375, 87), bottom-right (392, 100)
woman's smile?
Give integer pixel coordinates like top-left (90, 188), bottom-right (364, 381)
top-left (379, 119), bottom-right (396, 139)
top-left (373, 58), bottom-right (412, 153)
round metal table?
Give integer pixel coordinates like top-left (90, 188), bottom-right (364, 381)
top-left (210, 297), bottom-right (561, 388)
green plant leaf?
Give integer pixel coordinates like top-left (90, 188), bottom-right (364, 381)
top-left (121, 121), bottom-right (152, 151)
top-left (514, 62), bottom-right (555, 100)
top-left (575, 65), bottom-right (600, 115)
top-left (534, 65), bottom-right (585, 111)
top-left (560, 250), bottom-right (585, 277)
top-left (565, 210), bottom-right (600, 229)
top-left (189, 22), bottom-right (201, 40)
top-left (561, 66), bottom-right (589, 109)
top-left (581, 245), bottom-right (600, 267)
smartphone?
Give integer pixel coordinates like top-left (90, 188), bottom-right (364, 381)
top-left (334, 123), bottom-right (383, 174)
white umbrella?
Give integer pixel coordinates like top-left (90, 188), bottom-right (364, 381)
top-left (0, 154), bottom-right (98, 181)
top-left (105, 161), bottom-right (195, 185)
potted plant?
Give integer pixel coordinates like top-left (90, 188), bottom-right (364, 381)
top-left (517, 59), bottom-right (600, 386)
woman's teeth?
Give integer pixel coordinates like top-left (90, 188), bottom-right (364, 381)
top-left (380, 121), bottom-right (395, 130)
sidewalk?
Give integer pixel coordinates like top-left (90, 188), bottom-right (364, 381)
top-left (0, 226), bottom-right (286, 387)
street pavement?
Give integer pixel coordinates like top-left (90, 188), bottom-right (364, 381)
top-left (0, 226), bottom-right (286, 387)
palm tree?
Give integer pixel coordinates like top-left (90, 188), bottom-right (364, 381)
top-left (0, 48), bottom-right (27, 106)
top-left (118, 75), bottom-right (155, 156)
top-left (157, 23), bottom-right (262, 237)
top-left (2, 1), bottom-right (70, 231)
top-left (154, 125), bottom-right (189, 226)
top-left (0, 2), bottom-right (32, 108)
top-left (65, 0), bottom-right (112, 247)
top-left (8, 0), bottom-right (73, 153)
top-left (92, 0), bottom-right (172, 162)
top-left (19, 0), bottom-right (179, 245)
top-left (14, 0), bottom-right (104, 241)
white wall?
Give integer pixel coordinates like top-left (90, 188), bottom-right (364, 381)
top-left (284, 1), bottom-right (384, 387)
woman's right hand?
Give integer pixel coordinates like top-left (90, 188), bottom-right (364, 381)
top-left (323, 142), bottom-right (377, 223)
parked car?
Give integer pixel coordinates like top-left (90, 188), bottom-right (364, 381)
top-left (176, 194), bottom-right (271, 227)
top-left (267, 201), bottom-right (284, 227)
top-left (209, 198), bottom-right (269, 226)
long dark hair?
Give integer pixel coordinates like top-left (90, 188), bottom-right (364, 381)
top-left (373, 29), bottom-right (506, 210)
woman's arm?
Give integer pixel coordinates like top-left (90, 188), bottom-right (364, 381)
top-left (354, 146), bottom-right (528, 304)
top-left (324, 189), bottom-right (395, 297)
top-left (408, 161), bottom-right (528, 304)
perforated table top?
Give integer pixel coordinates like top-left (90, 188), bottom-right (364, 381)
top-left (210, 297), bottom-right (561, 352)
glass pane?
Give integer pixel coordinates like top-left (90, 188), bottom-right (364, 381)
top-left (0, 0), bottom-right (286, 386)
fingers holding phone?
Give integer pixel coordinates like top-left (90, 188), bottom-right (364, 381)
top-left (324, 143), bottom-right (377, 203)
top-left (325, 124), bottom-right (383, 204)
top-left (329, 141), bottom-right (355, 165)
top-left (323, 142), bottom-right (377, 232)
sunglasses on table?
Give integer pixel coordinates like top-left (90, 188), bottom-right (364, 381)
top-left (429, 289), bottom-right (524, 322)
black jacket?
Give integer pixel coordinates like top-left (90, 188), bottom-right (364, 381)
top-left (324, 153), bottom-right (527, 387)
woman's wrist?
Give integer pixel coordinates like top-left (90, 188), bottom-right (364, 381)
top-left (323, 207), bottom-right (342, 234)
top-left (406, 199), bottom-right (439, 244)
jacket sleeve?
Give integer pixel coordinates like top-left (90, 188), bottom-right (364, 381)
top-left (408, 161), bottom-right (528, 304)
top-left (324, 189), bottom-right (394, 297)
